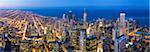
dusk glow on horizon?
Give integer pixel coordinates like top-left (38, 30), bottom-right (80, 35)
top-left (0, 0), bottom-right (149, 9)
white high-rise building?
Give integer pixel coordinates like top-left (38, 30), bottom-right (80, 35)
top-left (119, 12), bottom-right (126, 35)
top-left (83, 8), bottom-right (87, 28)
top-left (62, 14), bottom-right (66, 20)
top-left (120, 12), bottom-right (125, 27)
top-left (112, 28), bottom-right (118, 52)
top-left (80, 29), bottom-right (86, 51)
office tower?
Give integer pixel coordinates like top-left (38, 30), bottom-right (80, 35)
top-left (83, 8), bottom-right (87, 28)
top-left (63, 14), bottom-right (66, 20)
top-left (86, 35), bottom-right (97, 52)
top-left (113, 28), bottom-right (126, 52)
top-left (112, 28), bottom-right (118, 52)
top-left (113, 17), bottom-right (127, 52)
top-left (80, 29), bottom-right (86, 52)
top-left (120, 12), bottom-right (125, 26)
top-left (67, 10), bottom-right (76, 21)
top-left (117, 35), bottom-right (126, 52)
top-left (119, 12), bottom-right (126, 35)
top-left (67, 10), bottom-right (76, 28)
top-left (67, 10), bottom-right (72, 21)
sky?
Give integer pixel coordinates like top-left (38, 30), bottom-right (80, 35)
top-left (0, 0), bottom-right (149, 9)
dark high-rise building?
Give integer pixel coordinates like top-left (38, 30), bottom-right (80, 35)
top-left (86, 35), bottom-right (97, 52)
top-left (67, 10), bottom-right (76, 21)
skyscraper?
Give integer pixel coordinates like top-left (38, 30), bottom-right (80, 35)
top-left (62, 14), bottom-right (66, 20)
top-left (68, 10), bottom-right (73, 21)
top-left (119, 12), bottom-right (126, 35)
top-left (80, 29), bottom-right (86, 52)
top-left (120, 12), bottom-right (125, 27)
top-left (83, 8), bottom-right (87, 28)
top-left (67, 10), bottom-right (76, 21)
top-left (113, 28), bottom-right (126, 52)
top-left (112, 28), bottom-right (118, 52)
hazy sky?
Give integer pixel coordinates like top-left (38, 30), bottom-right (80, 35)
top-left (0, 0), bottom-right (149, 9)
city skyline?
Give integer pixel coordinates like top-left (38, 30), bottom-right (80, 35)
top-left (0, 0), bottom-right (149, 52)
